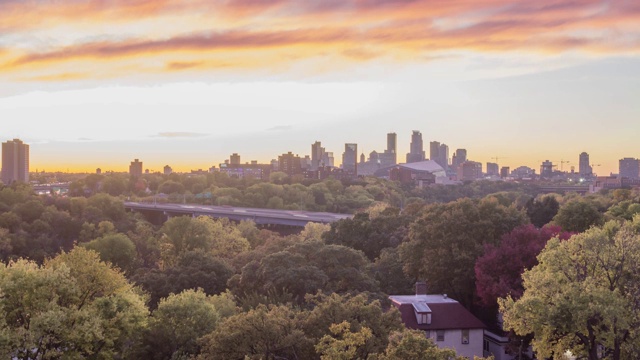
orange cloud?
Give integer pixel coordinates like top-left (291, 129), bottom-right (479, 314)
top-left (0, 0), bottom-right (638, 81)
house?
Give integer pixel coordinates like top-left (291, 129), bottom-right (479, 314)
top-left (389, 282), bottom-right (485, 359)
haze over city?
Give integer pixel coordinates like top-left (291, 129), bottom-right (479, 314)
top-left (1, 0), bottom-right (639, 173)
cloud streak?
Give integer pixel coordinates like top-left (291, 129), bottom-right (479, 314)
top-left (0, 0), bottom-right (638, 82)
top-left (154, 132), bottom-right (209, 138)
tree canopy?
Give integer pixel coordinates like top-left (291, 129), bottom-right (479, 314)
top-left (499, 218), bottom-right (640, 360)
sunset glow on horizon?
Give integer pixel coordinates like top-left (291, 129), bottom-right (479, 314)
top-left (1, 0), bottom-right (639, 174)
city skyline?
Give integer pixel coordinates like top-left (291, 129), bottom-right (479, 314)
top-left (0, 1), bottom-right (638, 174)
top-left (10, 131), bottom-right (638, 178)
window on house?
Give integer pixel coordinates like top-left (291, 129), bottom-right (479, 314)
top-left (483, 339), bottom-right (490, 352)
top-left (436, 330), bottom-right (445, 342)
top-left (461, 329), bottom-right (470, 344)
top-left (424, 330), bottom-right (430, 339)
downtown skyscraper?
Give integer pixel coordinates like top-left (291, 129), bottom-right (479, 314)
top-left (406, 131), bottom-right (425, 163)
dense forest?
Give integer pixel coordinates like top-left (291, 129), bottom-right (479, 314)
top-left (2, 173), bottom-right (640, 359)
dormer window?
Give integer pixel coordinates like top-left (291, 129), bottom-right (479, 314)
top-left (413, 302), bottom-right (432, 325)
top-left (416, 312), bottom-right (432, 325)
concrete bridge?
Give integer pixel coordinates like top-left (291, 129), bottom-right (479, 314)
top-left (124, 202), bottom-right (353, 227)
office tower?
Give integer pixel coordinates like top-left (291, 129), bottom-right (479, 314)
top-left (1, 138), bottom-right (29, 185)
top-left (164, 165), bottom-right (173, 175)
top-left (230, 153), bottom-right (241, 165)
top-left (429, 141), bottom-right (449, 169)
top-left (311, 141), bottom-right (325, 170)
top-left (129, 159), bottom-right (143, 178)
top-left (387, 133), bottom-right (397, 154)
top-left (322, 152), bottom-right (335, 168)
top-left (619, 158), bottom-right (640, 179)
top-left (429, 141), bottom-right (440, 162)
top-left (500, 167), bottom-right (510, 178)
top-left (406, 131), bottom-right (425, 163)
top-left (386, 132), bottom-right (397, 164)
top-left (579, 152), bottom-right (592, 177)
top-left (360, 153), bottom-right (366, 164)
top-left (379, 133), bottom-right (397, 167)
top-left (342, 143), bottom-right (358, 175)
top-left (458, 161), bottom-right (482, 181)
top-left (452, 149), bottom-right (467, 169)
top-left (486, 162), bottom-right (499, 176)
top-left (438, 143), bottom-right (449, 170)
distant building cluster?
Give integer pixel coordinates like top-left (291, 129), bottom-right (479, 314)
top-left (4, 134), bottom-right (640, 195)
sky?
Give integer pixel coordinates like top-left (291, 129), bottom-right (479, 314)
top-left (0, 0), bottom-right (639, 174)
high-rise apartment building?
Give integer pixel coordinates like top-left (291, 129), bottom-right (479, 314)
top-left (619, 158), bottom-right (640, 179)
top-left (342, 143), bottom-right (358, 175)
top-left (164, 165), bottom-right (173, 175)
top-left (129, 159), bottom-right (143, 178)
top-left (578, 152), bottom-right (592, 177)
top-left (311, 141), bottom-right (325, 170)
top-left (1, 138), bottom-right (29, 185)
top-left (278, 152), bottom-right (303, 176)
top-left (230, 153), bottom-right (241, 165)
top-left (406, 131), bottom-right (425, 163)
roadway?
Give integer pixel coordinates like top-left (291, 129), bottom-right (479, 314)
top-left (124, 202), bottom-right (353, 227)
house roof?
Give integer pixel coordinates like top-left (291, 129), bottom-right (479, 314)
top-left (390, 295), bottom-right (486, 330)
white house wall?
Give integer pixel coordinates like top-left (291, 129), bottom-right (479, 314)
top-left (427, 329), bottom-right (484, 359)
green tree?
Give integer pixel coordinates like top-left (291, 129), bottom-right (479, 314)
top-left (82, 233), bottom-right (137, 272)
top-left (552, 198), bottom-right (603, 233)
top-left (101, 175), bottom-right (128, 196)
top-left (373, 329), bottom-right (466, 360)
top-left (135, 251), bottom-right (234, 309)
top-left (499, 220), bottom-right (640, 360)
top-left (0, 248), bottom-right (148, 359)
top-left (400, 197), bottom-right (528, 308)
top-left (372, 248), bottom-right (414, 296)
top-left (197, 216), bottom-right (250, 259)
top-left (300, 293), bottom-right (404, 359)
top-left (139, 289), bottom-right (220, 360)
top-left (159, 216), bottom-right (212, 267)
top-left (324, 207), bottom-right (410, 261)
top-left (315, 321), bottom-right (372, 360)
top-left (526, 195), bottom-right (560, 228)
top-left (198, 304), bottom-right (310, 360)
top-left (158, 180), bottom-right (185, 194)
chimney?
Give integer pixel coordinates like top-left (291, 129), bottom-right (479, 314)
top-left (415, 282), bottom-right (428, 296)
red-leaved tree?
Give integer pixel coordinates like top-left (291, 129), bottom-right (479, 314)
top-left (475, 224), bottom-right (572, 307)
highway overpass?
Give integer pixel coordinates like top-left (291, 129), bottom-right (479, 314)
top-left (124, 202), bottom-right (353, 227)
